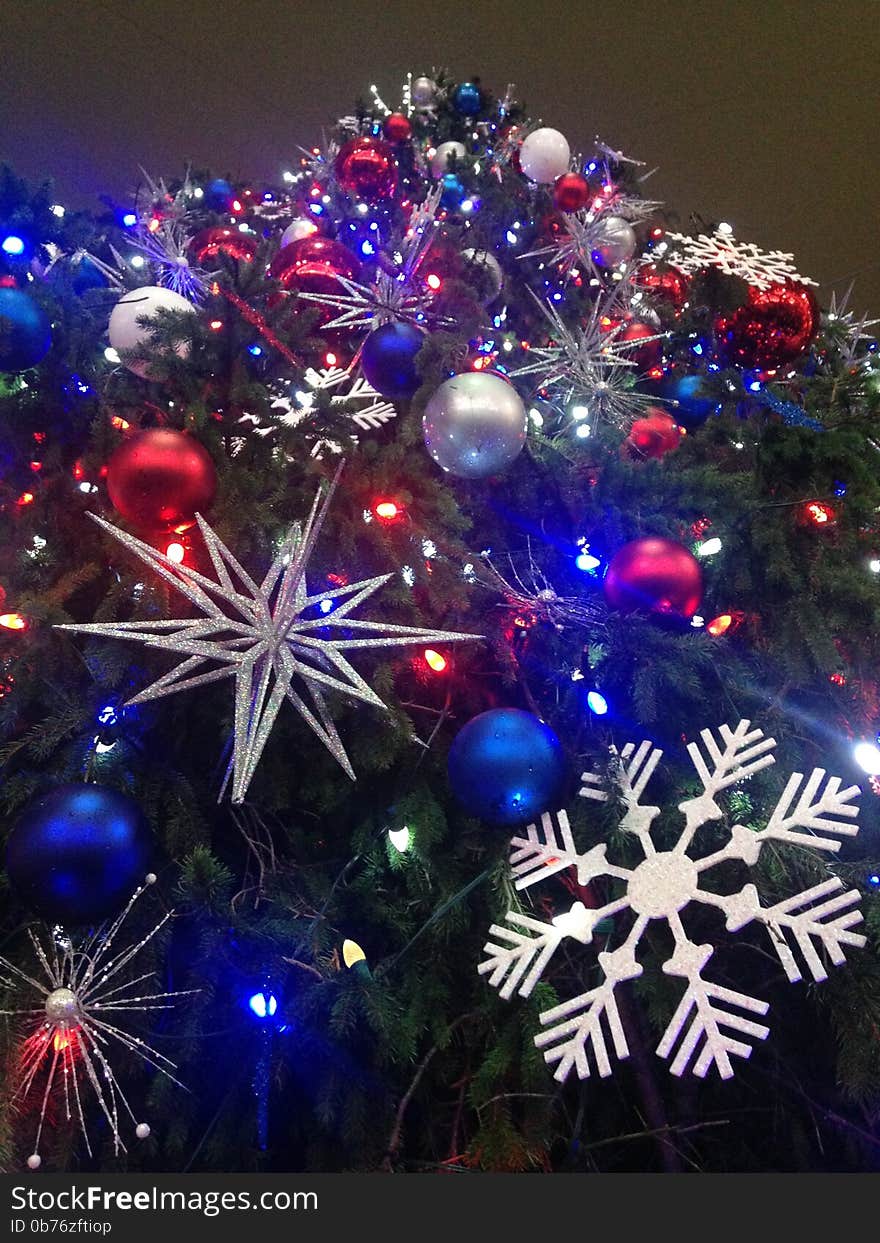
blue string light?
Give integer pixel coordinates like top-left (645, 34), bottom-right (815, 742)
top-left (586, 690), bottom-right (608, 716)
top-left (1, 235), bottom-right (25, 257)
top-left (575, 550), bottom-right (602, 574)
top-left (248, 990), bottom-right (278, 1019)
top-left (867, 873), bottom-right (880, 888)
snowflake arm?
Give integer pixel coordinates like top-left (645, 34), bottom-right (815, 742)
top-left (665, 228), bottom-right (817, 291)
top-left (534, 939), bottom-right (644, 1080)
top-left (712, 879), bottom-right (866, 983)
top-left (508, 809), bottom-right (630, 890)
top-left (678, 720), bottom-right (776, 848)
top-left (656, 923), bottom-right (769, 1079)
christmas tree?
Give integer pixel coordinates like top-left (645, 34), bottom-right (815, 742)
top-left (1, 70), bottom-right (879, 1174)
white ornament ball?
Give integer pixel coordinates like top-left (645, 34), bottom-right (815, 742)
top-left (135, 1122), bottom-right (151, 1140)
top-left (108, 286), bottom-right (197, 378)
top-left (430, 141), bottom-right (467, 178)
top-left (27, 1154), bottom-right (41, 1170)
top-left (280, 218), bottom-right (318, 248)
top-left (422, 371), bottom-right (528, 479)
top-left (591, 216), bottom-right (638, 267)
top-left (519, 128), bottom-right (571, 184)
top-left (460, 249), bottom-right (504, 303)
top-left (411, 76), bottom-right (438, 108)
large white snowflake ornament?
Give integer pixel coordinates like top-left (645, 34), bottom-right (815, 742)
top-left (664, 226), bottom-right (817, 291)
top-left (480, 721), bottom-right (865, 1083)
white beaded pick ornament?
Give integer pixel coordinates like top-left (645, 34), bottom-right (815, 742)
top-left (480, 721), bottom-right (865, 1082)
top-left (0, 875), bottom-right (195, 1167)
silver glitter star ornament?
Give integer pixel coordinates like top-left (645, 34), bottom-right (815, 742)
top-left (58, 472), bottom-right (479, 802)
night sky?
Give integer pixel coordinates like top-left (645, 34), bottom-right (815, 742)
top-left (3, 1), bottom-right (877, 313)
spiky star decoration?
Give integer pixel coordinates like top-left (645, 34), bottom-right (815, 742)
top-left (521, 198), bottom-right (661, 280)
top-left (0, 875), bottom-right (193, 1169)
top-left (296, 189), bottom-right (451, 333)
top-left (58, 470), bottom-right (479, 803)
top-left (511, 288), bottom-right (662, 432)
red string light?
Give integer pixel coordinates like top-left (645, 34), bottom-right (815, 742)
top-left (374, 500), bottom-right (401, 521)
top-left (804, 501), bottom-right (835, 526)
top-left (165, 542), bottom-right (185, 564)
top-left (423, 649), bottom-right (448, 673)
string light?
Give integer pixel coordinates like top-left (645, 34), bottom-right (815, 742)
top-left (587, 690), bottom-right (608, 715)
top-left (388, 826), bottom-right (411, 853)
top-left (0, 613), bottom-right (27, 631)
top-left (1, 235), bottom-right (25, 256)
top-left (374, 500), bottom-right (401, 521)
top-left (853, 742), bottom-right (880, 775)
top-left (342, 939), bottom-right (370, 978)
top-left (696, 537), bottom-right (723, 557)
top-left (247, 991), bottom-right (278, 1020)
top-left (165, 542), bottom-right (185, 564)
top-left (423, 648), bottom-right (447, 673)
top-left (804, 501), bottom-right (834, 526)
top-left (575, 549), bottom-right (602, 573)
top-left (707, 614), bottom-right (733, 637)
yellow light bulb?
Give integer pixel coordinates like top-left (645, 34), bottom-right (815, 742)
top-left (342, 939), bottom-right (366, 969)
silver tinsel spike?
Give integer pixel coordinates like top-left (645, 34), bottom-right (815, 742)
top-left (57, 473), bottom-right (480, 802)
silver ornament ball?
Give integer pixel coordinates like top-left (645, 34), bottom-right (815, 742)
top-left (592, 216), bottom-right (637, 267)
top-left (411, 76), bottom-right (437, 107)
top-left (280, 218), bottom-right (318, 248)
top-left (519, 127), bottom-right (571, 184)
top-left (422, 371), bottom-right (527, 479)
top-left (460, 249), bottom-right (504, 303)
top-left (27, 1154), bottom-right (41, 1170)
top-left (45, 986), bottom-right (80, 1026)
top-left (135, 1122), bottom-right (151, 1140)
top-left (430, 141), bottom-right (467, 178)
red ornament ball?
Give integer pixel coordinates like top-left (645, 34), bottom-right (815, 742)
top-left (106, 428), bottom-right (217, 533)
top-left (623, 409), bottom-right (682, 461)
top-left (716, 281), bottom-right (819, 371)
top-left (553, 172), bottom-right (591, 213)
top-left (187, 227), bottom-right (260, 265)
top-left (334, 137), bottom-right (398, 202)
top-left (603, 537), bottom-right (702, 618)
top-left (618, 319), bottom-right (663, 372)
top-left (269, 235), bottom-right (362, 295)
top-left (634, 263), bottom-right (690, 311)
top-left (383, 112), bottom-right (412, 143)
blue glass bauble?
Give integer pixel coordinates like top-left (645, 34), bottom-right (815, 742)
top-left (206, 177), bottom-right (234, 209)
top-left (447, 708), bottom-right (566, 826)
top-left (6, 784), bottom-right (154, 925)
top-left (71, 256), bottom-right (107, 295)
top-left (658, 373), bottom-right (719, 429)
top-left (440, 173), bottom-right (465, 210)
top-left (452, 82), bottom-right (482, 115)
top-left (360, 321), bottom-right (424, 400)
top-left (0, 287), bottom-right (51, 372)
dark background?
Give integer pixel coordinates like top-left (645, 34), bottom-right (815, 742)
top-left (2, 1), bottom-right (878, 313)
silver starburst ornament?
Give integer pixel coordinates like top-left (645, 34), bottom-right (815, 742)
top-left (0, 875), bottom-right (194, 1168)
top-left (58, 472), bottom-right (479, 802)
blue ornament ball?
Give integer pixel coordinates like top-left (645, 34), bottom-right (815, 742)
top-left (206, 177), bottom-right (234, 209)
top-left (71, 255), bottom-right (107, 295)
top-left (658, 374), bottom-right (719, 429)
top-left (440, 173), bottom-right (465, 210)
top-left (360, 321), bottom-right (424, 400)
top-left (452, 82), bottom-right (482, 115)
top-left (6, 784), bottom-right (154, 925)
top-left (447, 708), bottom-right (567, 826)
top-left (0, 287), bottom-right (51, 372)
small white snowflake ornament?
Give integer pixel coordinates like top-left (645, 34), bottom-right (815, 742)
top-left (664, 226), bottom-right (818, 291)
top-left (480, 721), bottom-right (865, 1083)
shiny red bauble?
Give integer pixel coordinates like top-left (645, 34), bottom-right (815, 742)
top-left (269, 236), bottom-right (362, 294)
top-left (383, 112), bottom-right (412, 143)
top-left (187, 227), bottom-right (260, 266)
top-left (334, 137), bottom-right (398, 202)
top-left (716, 281), bottom-right (819, 371)
top-left (106, 428), bottom-right (217, 533)
top-left (553, 172), bottom-right (591, 213)
top-left (603, 537), bottom-right (702, 619)
top-left (618, 320), bottom-right (663, 372)
top-left (634, 263), bottom-right (690, 311)
top-left (623, 409), bottom-right (682, 461)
